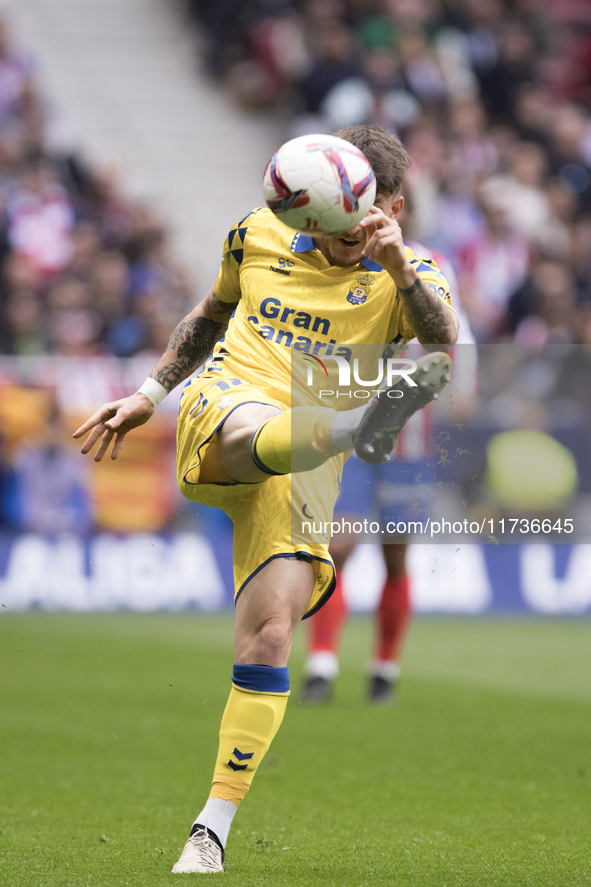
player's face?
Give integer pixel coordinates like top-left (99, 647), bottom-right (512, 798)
top-left (315, 192), bottom-right (401, 267)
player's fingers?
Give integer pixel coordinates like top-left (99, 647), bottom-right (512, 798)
top-left (362, 227), bottom-right (401, 256)
top-left (79, 423), bottom-right (107, 455)
top-left (359, 206), bottom-right (387, 228)
top-left (360, 205), bottom-right (381, 220)
top-left (73, 405), bottom-right (116, 438)
top-left (104, 399), bottom-right (150, 431)
top-left (359, 223), bottom-right (377, 247)
top-left (94, 427), bottom-right (115, 463)
top-left (110, 431), bottom-right (127, 461)
top-left (104, 402), bottom-right (137, 430)
top-left (361, 230), bottom-right (382, 256)
top-left (370, 231), bottom-right (399, 253)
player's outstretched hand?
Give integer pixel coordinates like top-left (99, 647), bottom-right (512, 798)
top-left (73, 392), bottom-right (155, 462)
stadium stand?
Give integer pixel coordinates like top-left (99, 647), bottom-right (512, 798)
top-left (0, 1), bottom-right (591, 617)
top-left (190, 0), bottom-right (591, 345)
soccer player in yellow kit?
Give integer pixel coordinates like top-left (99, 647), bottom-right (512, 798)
top-left (73, 126), bottom-right (458, 874)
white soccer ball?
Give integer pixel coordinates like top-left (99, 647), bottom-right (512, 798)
top-left (263, 134), bottom-right (376, 236)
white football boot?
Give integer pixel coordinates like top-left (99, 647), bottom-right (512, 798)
top-left (172, 826), bottom-right (224, 874)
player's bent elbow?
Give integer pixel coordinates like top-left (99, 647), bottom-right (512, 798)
top-left (437, 314), bottom-right (460, 348)
top-left (419, 325), bottom-right (458, 350)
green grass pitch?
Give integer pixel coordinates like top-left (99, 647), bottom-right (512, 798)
top-left (0, 613), bottom-right (590, 886)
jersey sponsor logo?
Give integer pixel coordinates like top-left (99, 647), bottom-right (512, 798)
top-left (259, 296), bottom-right (331, 335)
top-left (347, 273), bottom-right (375, 305)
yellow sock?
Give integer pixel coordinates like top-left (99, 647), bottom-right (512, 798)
top-left (251, 406), bottom-right (337, 475)
top-left (209, 665), bottom-right (289, 806)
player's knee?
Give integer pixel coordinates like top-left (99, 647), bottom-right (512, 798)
top-left (243, 618), bottom-right (292, 664)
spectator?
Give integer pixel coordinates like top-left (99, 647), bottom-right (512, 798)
top-left (2, 0), bottom-right (591, 357)
top-left (297, 22), bottom-right (360, 117)
top-left (0, 20), bottom-right (34, 128)
top-left (480, 141), bottom-right (550, 237)
top-left (13, 405), bottom-right (93, 535)
top-left (6, 157), bottom-right (74, 278)
top-left (320, 48), bottom-right (420, 132)
top-left (458, 194), bottom-right (530, 341)
top-left (570, 215), bottom-right (591, 304)
top-left (0, 19), bottom-right (192, 362)
top-left (478, 21), bottom-right (536, 123)
top-left (5, 289), bottom-right (45, 355)
top-left (448, 97), bottom-right (498, 187)
top-left (398, 25), bottom-right (447, 105)
top-left (507, 259), bottom-right (576, 344)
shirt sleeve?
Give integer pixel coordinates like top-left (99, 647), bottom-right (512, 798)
top-left (213, 210), bottom-right (258, 304)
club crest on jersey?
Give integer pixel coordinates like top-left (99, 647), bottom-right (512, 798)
top-left (347, 273), bottom-right (375, 305)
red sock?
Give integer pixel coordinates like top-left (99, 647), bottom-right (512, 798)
top-left (375, 574), bottom-right (411, 663)
top-left (308, 574), bottom-right (348, 653)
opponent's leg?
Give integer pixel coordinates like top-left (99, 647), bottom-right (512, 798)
top-left (301, 544), bottom-right (352, 703)
top-left (368, 543), bottom-right (411, 703)
top-left (173, 557), bottom-right (314, 873)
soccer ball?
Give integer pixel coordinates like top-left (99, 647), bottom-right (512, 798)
top-left (263, 134), bottom-right (376, 236)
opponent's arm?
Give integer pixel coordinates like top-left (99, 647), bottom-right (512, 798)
top-left (73, 288), bottom-right (239, 461)
top-left (360, 206), bottom-right (458, 346)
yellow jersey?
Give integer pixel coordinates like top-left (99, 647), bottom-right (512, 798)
top-left (210, 208), bottom-right (452, 408)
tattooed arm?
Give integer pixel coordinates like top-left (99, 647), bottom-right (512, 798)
top-left (73, 288), bottom-right (238, 461)
top-left (150, 288), bottom-right (239, 391)
top-left (396, 275), bottom-right (458, 347)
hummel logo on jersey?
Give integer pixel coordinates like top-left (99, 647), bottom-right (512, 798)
top-left (227, 747), bottom-right (254, 771)
top-left (270, 257), bottom-right (294, 276)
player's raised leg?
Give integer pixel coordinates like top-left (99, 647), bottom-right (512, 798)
top-left (172, 557), bottom-right (314, 874)
top-left (353, 352), bottom-right (452, 465)
top-left (199, 360), bottom-right (452, 488)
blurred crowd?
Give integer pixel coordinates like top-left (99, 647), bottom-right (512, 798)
top-left (2, 2), bottom-right (591, 539)
top-left (0, 370), bottom-right (183, 536)
top-left (0, 20), bottom-right (192, 360)
top-left (191, 0), bottom-right (591, 344)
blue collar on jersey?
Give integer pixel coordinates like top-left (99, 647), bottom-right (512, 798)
top-left (290, 231), bottom-right (383, 273)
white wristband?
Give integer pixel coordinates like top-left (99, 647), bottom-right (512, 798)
top-left (138, 377), bottom-right (168, 408)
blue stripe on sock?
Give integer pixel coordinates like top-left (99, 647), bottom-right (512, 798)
top-left (232, 664), bottom-right (290, 694)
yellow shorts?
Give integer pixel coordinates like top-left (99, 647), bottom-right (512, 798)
top-left (176, 373), bottom-right (342, 616)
